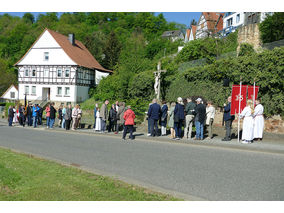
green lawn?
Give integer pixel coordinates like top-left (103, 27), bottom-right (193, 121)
top-left (0, 147), bottom-right (180, 201)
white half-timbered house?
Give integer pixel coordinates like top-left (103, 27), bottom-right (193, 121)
top-left (15, 28), bottom-right (112, 106)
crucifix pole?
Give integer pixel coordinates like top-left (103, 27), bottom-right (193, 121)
top-left (154, 61), bottom-right (166, 101)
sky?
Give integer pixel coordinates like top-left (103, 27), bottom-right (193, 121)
top-left (0, 12), bottom-right (201, 28)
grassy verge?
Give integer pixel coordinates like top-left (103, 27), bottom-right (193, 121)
top-left (0, 147), bottom-right (180, 201)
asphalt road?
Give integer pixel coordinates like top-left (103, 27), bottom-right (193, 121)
top-left (0, 125), bottom-right (284, 201)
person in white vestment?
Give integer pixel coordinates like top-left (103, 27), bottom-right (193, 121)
top-left (13, 106), bottom-right (18, 123)
top-left (253, 99), bottom-right (264, 141)
top-left (95, 108), bottom-right (101, 131)
top-left (239, 99), bottom-right (254, 144)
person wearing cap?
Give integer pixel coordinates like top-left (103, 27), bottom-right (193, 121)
top-left (193, 98), bottom-right (206, 140)
top-left (122, 106), bottom-right (136, 140)
top-left (173, 97), bottom-right (185, 140)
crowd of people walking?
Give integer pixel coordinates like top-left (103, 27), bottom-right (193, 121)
top-left (6, 96), bottom-right (264, 143)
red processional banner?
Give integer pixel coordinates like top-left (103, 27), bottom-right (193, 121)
top-left (230, 85), bottom-right (248, 115)
top-left (247, 85), bottom-right (259, 102)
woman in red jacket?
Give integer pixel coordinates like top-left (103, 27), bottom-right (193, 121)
top-left (122, 106), bottom-right (136, 140)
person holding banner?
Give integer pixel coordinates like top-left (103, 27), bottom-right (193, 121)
top-left (222, 96), bottom-right (235, 141)
top-left (239, 99), bottom-right (254, 144)
top-left (253, 98), bottom-right (264, 141)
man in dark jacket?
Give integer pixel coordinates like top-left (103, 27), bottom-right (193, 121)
top-left (8, 105), bottom-right (14, 126)
top-left (108, 104), bottom-right (117, 132)
top-left (222, 96), bottom-right (235, 141)
top-left (26, 103), bottom-right (33, 126)
top-left (147, 99), bottom-right (161, 137)
top-left (193, 98), bottom-right (206, 140)
top-left (49, 102), bottom-right (57, 129)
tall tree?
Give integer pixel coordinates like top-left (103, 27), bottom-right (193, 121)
top-left (259, 12), bottom-right (284, 43)
top-left (23, 13), bottom-right (35, 24)
top-left (102, 31), bottom-right (122, 70)
top-left (190, 19), bottom-right (197, 26)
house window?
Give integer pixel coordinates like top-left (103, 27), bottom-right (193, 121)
top-left (65, 69), bottom-right (70, 78)
top-left (32, 86), bottom-right (36, 95)
top-left (65, 87), bottom-right (70, 96)
top-left (57, 87), bottom-right (62, 96)
top-left (10, 92), bottom-right (15, 99)
top-left (25, 69), bottom-right (29, 77)
top-left (44, 69), bottom-right (49, 77)
top-left (57, 69), bottom-right (62, 77)
top-left (32, 69), bottom-right (36, 77)
top-left (227, 18), bottom-right (233, 27)
top-left (236, 14), bottom-right (240, 23)
top-left (25, 86), bottom-right (29, 94)
top-left (44, 52), bottom-right (49, 61)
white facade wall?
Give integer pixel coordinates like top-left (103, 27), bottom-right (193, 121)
top-left (18, 84), bottom-right (76, 103)
top-left (17, 30), bottom-right (76, 66)
top-left (96, 71), bottom-right (109, 84)
top-left (1, 86), bottom-right (18, 100)
top-left (75, 86), bottom-right (89, 103)
top-left (196, 15), bottom-right (208, 39)
top-left (223, 12), bottom-right (245, 29)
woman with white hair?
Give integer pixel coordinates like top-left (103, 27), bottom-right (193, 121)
top-left (240, 99), bottom-right (254, 144)
top-left (173, 97), bottom-right (185, 140)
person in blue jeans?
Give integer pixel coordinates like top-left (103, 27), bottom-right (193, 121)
top-left (173, 97), bottom-right (185, 140)
top-left (8, 105), bottom-right (14, 126)
top-left (49, 102), bottom-right (56, 129)
top-left (32, 104), bottom-right (40, 128)
top-left (193, 98), bottom-right (206, 140)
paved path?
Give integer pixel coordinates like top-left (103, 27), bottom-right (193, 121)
top-left (0, 123), bottom-right (284, 200)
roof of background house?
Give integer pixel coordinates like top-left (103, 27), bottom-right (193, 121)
top-left (162, 30), bottom-right (183, 37)
top-left (191, 25), bottom-right (197, 39)
top-left (15, 28), bottom-right (112, 73)
top-left (186, 29), bottom-right (191, 40)
top-left (202, 12), bottom-right (224, 32)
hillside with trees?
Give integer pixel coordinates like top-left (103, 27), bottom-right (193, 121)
top-left (0, 12), bottom-right (184, 95)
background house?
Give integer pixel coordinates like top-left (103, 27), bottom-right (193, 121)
top-left (196, 12), bottom-right (224, 39)
top-left (162, 30), bottom-right (184, 42)
top-left (0, 84), bottom-right (18, 103)
top-left (15, 28), bottom-right (112, 107)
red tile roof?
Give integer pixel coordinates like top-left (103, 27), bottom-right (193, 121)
top-left (202, 12), bottom-right (224, 33)
top-left (47, 29), bottom-right (111, 72)
top-left (186, 29), bottom-right (191, 40)
top-left (191, 25), bottom-right (197, 39)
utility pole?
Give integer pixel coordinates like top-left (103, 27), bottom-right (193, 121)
top-left (154, 61), bottom-right (166, 101)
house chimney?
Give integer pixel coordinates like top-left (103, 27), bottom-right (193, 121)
top-left (68, 34), bottom-right (75, 45)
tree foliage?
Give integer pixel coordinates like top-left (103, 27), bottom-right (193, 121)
top-left (259, 12), bottom-right (284, 43)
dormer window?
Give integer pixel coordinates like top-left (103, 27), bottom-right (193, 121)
top-left (44, 52), bottom-right (49, 61)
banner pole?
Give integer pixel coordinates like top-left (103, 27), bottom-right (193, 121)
top-left (253, 78), bottom-right (256, 106)
top-left (238, 77), bottom-right (242, 143)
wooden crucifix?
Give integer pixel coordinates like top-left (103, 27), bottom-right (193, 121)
top-left (154, 61), bottom-right (166, 100)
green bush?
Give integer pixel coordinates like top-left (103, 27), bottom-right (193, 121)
top-left (128, 70), bottom-right (155, 100)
